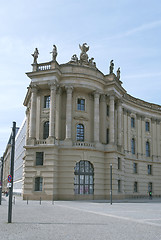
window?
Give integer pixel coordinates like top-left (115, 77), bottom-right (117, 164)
top-left (133, 163), bottom-right (137, 173)
top-left (106, 105), bottom-right (109, 116)
top-left (76, 124), bottom-right (84, 141)
top-left (106, 129), bottom-right (109, 144)
top-left (145, 121), bottom-right (150, 132)
top-left (44, 96), bottom-right (50, 108)
top-left (74, 160), bottom-right (94, 195)
top-left (131, 138), bottom-right (135, 154)
top-left (131, 117), bottom-right (135, 128)
top-left (77, 98), bottom-right (85, 111)
top-left (118, 157), bottom-right (121, 170)
top-left (35, 177), bottom-right (43, 191)
top-left (148, 182), bottom-right (152, 192)
top-left (146, 141), bottom-right (150, 157)
top-left (148, 165), bottom-right (152, 175)
top-left (36, 152), bottom-right (44, 166)
top-left (134, 182), bottom-right (138, 192)
top-left (43, 121), bottom-right (49, 139)
top-left (118, 180), bottom-right (121, 192)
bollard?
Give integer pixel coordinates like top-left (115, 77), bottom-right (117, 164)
top-left (13, 196), bottom-right (15, 205)
top-left (40, 197), bottom-right (41, 205)
top-left (27, 197), bottom-right (28, 205)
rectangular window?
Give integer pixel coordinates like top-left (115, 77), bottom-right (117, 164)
top-left (35, 177), bottom-right (43, 191)
top-left (118, 180), bottom-right (121, 192)
top-left (131, 117), bottom-right (135, 128)
top-left (36, 152), bottom-right (44, 166)
top-left (77, 98), bottom-right (85, 111)
top-left (133, 163), bottom-right (137, 174)
top-left (145, 121), bottom-right (150, 132)
top-left (44, 96), bottom-right (50, 108)
top-left (118, 157), bottom-right (121, 170)
top-left (107, 105), bottom-right (109, 116)
top-left (148, 165), bottom-right (152, 175)
top-left (134, 182), bottom-right (138, 192)
top-left (131, 138), bottom-right (135, 154)
top-left (106, 129), bottom-right (109, 144)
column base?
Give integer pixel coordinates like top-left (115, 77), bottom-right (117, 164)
top-left (64, 138), bottom-right (72, 146)
top-left (27, 138), bottom-right (36, 145)
top-left (47, 136), bottom-right (55, 144)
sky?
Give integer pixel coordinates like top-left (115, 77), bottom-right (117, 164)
top-left (0, 0), bottom-right (161, 156)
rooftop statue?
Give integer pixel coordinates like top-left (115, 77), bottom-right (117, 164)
top-left (70, 54), bottom-right (78, 63)
top-left (50, 45), bottom-right (58, 61)
top-left (79, 43), bottom-right (89, 64)
top-left (109, 60), bottom-right (114, 74)
top-left (31, 48), bottom-right (39, 64)
top-left (89, 57), bottom-right (96, 67)
top-left (117, 67), bottom-right (120, 80)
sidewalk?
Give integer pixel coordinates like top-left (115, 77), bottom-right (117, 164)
top-left (0, 196), bottom-right (161, 240)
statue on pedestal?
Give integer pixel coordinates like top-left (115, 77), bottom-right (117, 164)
top-left (109, 60), bottom-right (114, 74)
top-left (31, 48), bottom-right (39, 64)
top-left (70, 54), bottom-right (78, 63)
top-left (79, 43), bottom-right (89, 64)
top-left (50, 45), bottom-right (58, 61)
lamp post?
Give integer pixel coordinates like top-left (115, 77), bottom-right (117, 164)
top-left (110, 164), bottom-right (112, 205)
top-left (0, 157), bottom-right (4, 205)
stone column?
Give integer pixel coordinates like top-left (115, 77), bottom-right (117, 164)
top-left (123, 109), bottom-right (128, 153)
top-left (49, 83), bottom-right (57, 139)
top-left (137, 114), bottom-right (141, 157)
top-left (94, 92), bottom-right (100, 142)
top-left (117, 101), bottom-right (122, 146)
top-left (100, 94), bottom-right (106, 143)
top-left (65, 86), bottom-right (73, 140)
top-left (55, 87), bottom-right (62, 140)
top-left (127, 111), bottom-right (131, 153)
top-left (157, 120), bottom-right (161, 157)
top-left (109, 95), bottom-right (115, 144)
top-left (29, 85), bottom-right (37, 139)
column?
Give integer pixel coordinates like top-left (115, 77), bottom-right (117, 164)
top-left (109, 95), bottom-right (115, 144)
top-left (49, 83), bottom-right (57, 138)
top-left (117, 101), bottom-right (122, 146)
top-left (127, 111), bottom-right (131, 153)
top-left (137, 114), bottom-right (141, 157)
top-left (65, 86), bottom-right (73, 140)
top-left (29, 85), bottom-right (37, 139)
top-left (157, 120), bottom-right (161, 157)
top-left (94, 92), bottom-right (100, 142)
top-left (100, 94), bottom-right (106, 143)
top-left (123, 109), bottom-right (128, 153)
top-left (55, 87), bottom-right (62, 140)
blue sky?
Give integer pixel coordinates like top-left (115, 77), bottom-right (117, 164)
top-left (0, 0), bottom-right (161, 156)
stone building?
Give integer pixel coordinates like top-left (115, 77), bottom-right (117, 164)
top-left (23, 43), bottom-right (161, 200)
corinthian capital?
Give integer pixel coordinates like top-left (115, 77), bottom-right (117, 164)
top-left (65, 85), bottom-right (73, 94)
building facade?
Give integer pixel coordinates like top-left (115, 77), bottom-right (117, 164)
top-left (22, 44), bottom-right (161, 200)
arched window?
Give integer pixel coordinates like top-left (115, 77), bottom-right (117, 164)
top-left (74, 160), bottom-right (94, 195)
top-left (146, 141), bottom-right (150, 157)
top-left (131, 138), bottom-right (135, 154)
top-left (43, 121), bottom-right (49, 139)
top-left (76, 124), bottom-right (84, 141)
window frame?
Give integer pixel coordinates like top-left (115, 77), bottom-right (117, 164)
top-left (36, 152), bottom-right (44, 166)
top-left (133, 162), bottom-right (138, 174)
top-left (145, 121), bottom-right (150, 132)
top-left (77, 98), bottom-right (85, 111)
top-left (131, 138), bottom-right (135, 154)
top-left (35, 177), bottom-right (43, 191)
top-left (148, 164), bottom-right (152, 175)
top-left (131, 117), bottom-right (135, 128)
top-left (146, 141), bottom-right (150, 157)
top-left (43, 121), bottom-right (49, 139)
top-left (134, 181), bottom-right (138, 193)
top-left (76, 124), bottom-right (84, 141)
top-left (44, 95), bottom-right (50, 108)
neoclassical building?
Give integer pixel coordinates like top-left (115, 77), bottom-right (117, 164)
top-left (23, 43), bottom-right (161, 200)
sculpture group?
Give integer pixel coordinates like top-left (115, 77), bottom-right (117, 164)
top-left (31, 43), bottom-right (120, 80)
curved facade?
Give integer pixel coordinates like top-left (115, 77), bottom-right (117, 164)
top-left (23, 44), bottom-right (161, 200)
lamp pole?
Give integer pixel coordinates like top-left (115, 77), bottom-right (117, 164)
top-left (0, 157), bottom-right (4, 205)
top-left (8, 122), bottom-right (16, 223)
top-left (110, 164), bottom-right (112, 205)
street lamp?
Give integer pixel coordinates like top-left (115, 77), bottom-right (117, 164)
top-left (0, 156), bottom-right (4, 205)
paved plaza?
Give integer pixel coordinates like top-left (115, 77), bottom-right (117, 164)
top-left (0, 197), bottom-right (161, 240)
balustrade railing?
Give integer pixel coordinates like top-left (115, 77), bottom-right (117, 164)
top-left (37, 62), bottom-right (51, 71)
top-left (73, 141), bottom-right (95, 148)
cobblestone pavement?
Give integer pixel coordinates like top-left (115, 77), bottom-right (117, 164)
top-left (0, 196), bottom-right (161, 240)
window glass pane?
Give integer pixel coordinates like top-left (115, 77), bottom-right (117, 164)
top-left (43, 121), bottom-right (49, 139)
top-left (74, 185), bottom-right (79, 194)
top-left (80, 161), bottom-right (84, 172)
top-left (89, 185), bottom-right (94, 194)
top-left (85, 185), bottom-right (89, 194)
top-left (85, 161), bottom-right (89, 172)
top-left (77, 124), bottom-right (84, 141)
top-left (80, 185), bottom-right (84, 195)
top-left (74, 175), bottom-right (79, 184)
top-left (44, 96), bottom-right (50, 108)
top-left (77, 98), bottom-right (85, 111)
top-left (85, 175), bottom-right (89, 184)
top-left (36, 152), bottom-right (44, 166)
top-left (90, 176), bottom-right (93, 184)
top-left (80, 175), bottom-right (84, 184)
top-left (131, 117), bottom-right (135, 128)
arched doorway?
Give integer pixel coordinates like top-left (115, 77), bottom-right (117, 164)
top-left (74, 160), bottom-right (94, 195)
